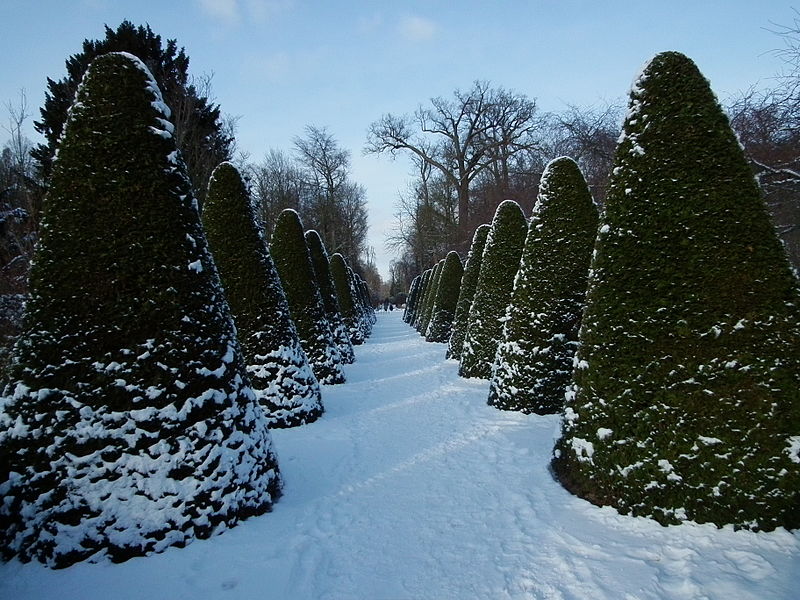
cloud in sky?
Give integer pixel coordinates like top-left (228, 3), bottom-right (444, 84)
top-left (198, 0), bottom-right (240, 25)
top-left (398, 15), bottom-right (437, 42)
top-left (197, 0), bottom-right (292, 26)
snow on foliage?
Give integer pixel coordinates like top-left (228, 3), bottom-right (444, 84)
top-left (202, 162), bottom-right (323, 428)
top-left (447, 224), bottom-right (490, 361)
top-left (305, 230), bottom-right (356, 365)
top-left (552, 51), bottom-right (800, 531)
top-left (488, 157), bottom-right (598, 414)
top-left (425, 251), bottom-right (464, 343)
top-left (0, 53), bottom-right (280, 568)
top-left (459, 201), bottom-right (527, 380)
top-left (270, 210), bottom-right (345, 385)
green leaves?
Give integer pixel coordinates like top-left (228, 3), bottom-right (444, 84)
top-left (489, 157), bottom-right (598, 414)
top-left (1, 53), bottom-right (280, 566)
top-left (203, 163), bottom-right (323, 428)
top-left (553, 52), bottom-right (800, 531)
top-left (460, 201), bottom-right (527, 380)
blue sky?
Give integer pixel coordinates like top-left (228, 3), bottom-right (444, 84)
top-left (1, 1), bottom-right (795, 278)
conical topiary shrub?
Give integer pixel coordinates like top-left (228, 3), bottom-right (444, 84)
top-left (552, 51), bottom-right (800, 531)
top-left (305, 230), bottom-right (355, 364)
top-left (0, 53), bottom-right (281, 567)
top-left (426, 251), bottom-right (464, 343)
top-left (489, 157), bottom-right (598, 414)
top-left (350, 268), bottom-right (373, 338)
top-left (447, 224), bottom-right (490, 360)
top-left (270, 209), bottom-right (345, 385)
top-left (403, 275), bottom-right (421, 324)
top-left (411, 268), bottom-right (432, 331)
top-left (329, 253), bottom-right (364, 345)
top-left (202, 162), bottom-right (323, 427)
top-left (418, 259), bottom-right (444, 336)
top-left (358, 276), bottom-right (376, 328)
top-left (460, 200), bottom-right (527, 379)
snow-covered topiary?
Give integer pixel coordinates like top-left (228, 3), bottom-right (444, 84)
top-left (305, 230), bottom-right (355, 364)
top-left (459, 201), bottom-right (527, 379)
top-left (411, 268), bottom-right (432, 332)
top-left (489, 158), bottom-right (598, 414)
top-left (403, 275), bottom-right (421, 324)
top-left (447, 224), bottom-right (490, 360)
top-left (418, 260), bottom-right (444, 336)
top-left (202, 162), bottom-right (323, 427)
top-left (426, 251), bottom-right (464, 343)
top-left (552, 51), bottom-right (800, 531)
top-left (0, 53), bottom-right (281, 568)
top-left (356, 274), bottom-right (376, 330)
top-left (270, 209), bottom-right (345, 385)
top-left (329, 253), bottom-right (364, 345)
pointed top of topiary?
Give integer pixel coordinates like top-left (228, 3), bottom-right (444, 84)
top-left (305, 229), bottom-right (355, 364)
top-left (489, 156), bottom-right (597, 414)
top-left (552, 51), bottom-right (800, 531)
top-left (271, 209), bottom-right (345, 384)
top-left (1, 52), bottom-right (281, 566)
top-left (203, 161), bottom-right (323, 428)
top-left (460, 200), bottom-right (527, 379)
top-left (447, 223), bottom-right (491, 360)
top-left (426, 251), bottom-right (464, 343)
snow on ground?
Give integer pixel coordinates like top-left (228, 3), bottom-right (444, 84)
top-left (1, 311), bottom-right (798, 599)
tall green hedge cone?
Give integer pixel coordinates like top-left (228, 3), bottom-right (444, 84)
top-left (350, 268), bottom-right (374, 338)
top-left (202, 163), bottom-right (323, 427)
top-left (419, 260), bottom-right (444, 336)
top-left (460, 201), bottom-right (527, 379)
top-left (489, 158), bottom-right (598, 413)
top-left (0, 53), bottom-right (281, 567)
top-left (426, 252), bottom-right (464, 343)
top-left (270, 209), bottom-right (345, 385)
top-left (329, 253), bottom-right (364, 345)
top-left (411, 268), bottom-right (432, 331)
top-left (552, 52), bottom-right (800, 530)
top-left (447, 224), bottom-right (490, 360)
top-left (403, 275), bottom-right (421, 324)
top-left (357, 275), bottom-right (376, 329)
top-left (305, 230), bottom-right (355, 364)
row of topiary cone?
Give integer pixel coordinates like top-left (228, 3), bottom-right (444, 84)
top-left (404, 51), bottom-right (800, 532)
top-left (0, 52), bottom-right (375, 567)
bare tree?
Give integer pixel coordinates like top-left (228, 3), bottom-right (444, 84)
top-left (729, 88), bottom-right (800, 268)
top-left (249, 127), bottom-right (370, 269)
top-left (367, 81), bottom-right (539, 246)
top-left (725, 11), bottom-right (800, 269)
top-left (543, 101), bottom-right (623, 204)
top-left (294, 125), bottom-right (349, 247)
top-left (248, 148), bottom-right (306, 239)
top-left (1, 90), bottom-right (40, 295)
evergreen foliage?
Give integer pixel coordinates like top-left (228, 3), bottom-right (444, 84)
top-left (447, 224), bottom-right (491, 360)
top-left (305, 230), bottom-right (355, 364)
top-left (403, 275), bottom-right (421, 324)
top-left (419, 260), bottom-right (444, 336)
top-left (426, 252), bottom-right (464, 343)
top-left (351, 269), bottom-right (375, 337)
top-left (552, 52), bottom-right (800, 531)
top-left (460, 201), bottom-right (527, 379)
top-left (411, 269), bottom-right (432, 331)
top-left (270, 209), bottom-right (345, 385)
top-left (33, 21), bottom-right (231, 204)
top-left (489, 157), bottom-right (598, 413)
top-left (0, 53), bottom-right (280, 567)
top-left (357, 276), bottom-right (376, 328)
top-left (202, 162), bottom-right (323, 427)
top-left (329, 253), bottom-right (364, 345)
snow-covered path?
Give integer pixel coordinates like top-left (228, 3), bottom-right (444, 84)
top-left (2, 311), bottom-right (799, 599)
